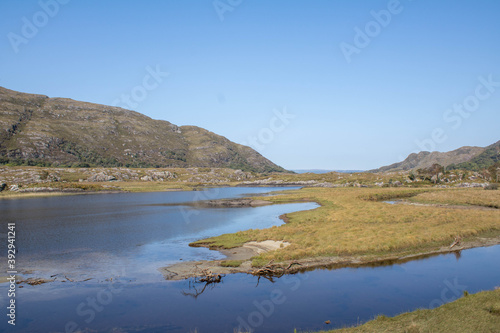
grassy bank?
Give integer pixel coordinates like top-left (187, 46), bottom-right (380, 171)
top-left (316, 288), bottom-right (500, 333)
top-left (0, 182), bottom-right (198, 199)
top-left (407, 189), bottom-right (500, 209)
top-left (192, 187), bottom-right (500, 267)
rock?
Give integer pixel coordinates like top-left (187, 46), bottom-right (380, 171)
top-left (242, 179), bottom-right (317, 186)
top-left (87, 172), bottom-right (117, 182)
top-left (455, 182), bottom-right (487, 188)
top-left (140, 171), bottom-right (177, 182)
top-left (9, 185), bottom-right (19, 191)
top-left (392, 180), bottom-right (402, 186)
top-left (0, 183), bottom-right (6, 192)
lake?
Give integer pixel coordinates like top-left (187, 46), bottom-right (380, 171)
top-left (0, 187), bottom-right (499, 332)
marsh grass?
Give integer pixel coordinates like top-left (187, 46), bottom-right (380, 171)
top-left (317, 289), bottom-right (500, 333)
top-left (220, 260), bottom-right (243, 267)
top-left (408, 188), bottom-right (500, 209)
top-left (193, 187), bottom-right (500, 267)
top-left (113, 181), bottom-right (194, 192)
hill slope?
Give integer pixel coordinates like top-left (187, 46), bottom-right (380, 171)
top-left (371, 146), bottom-right (486, 173)
top-left (0, 87), bottom-right (286, 172)
top-left (448, 140), bottom-right (500, 170)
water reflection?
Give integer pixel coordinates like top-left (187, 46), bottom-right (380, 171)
top-left (0, 187), bottom-right (317, 282)
top-left (1, 189), bottom-right (499, 333)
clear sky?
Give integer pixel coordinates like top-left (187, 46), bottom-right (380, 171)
top-left (1, 0), bottom-right (499, 170)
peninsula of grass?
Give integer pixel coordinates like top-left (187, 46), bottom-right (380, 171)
top-left (316, 288), bottom-right (500, 333)
top-left (190, 187), bottom-right (500, 267)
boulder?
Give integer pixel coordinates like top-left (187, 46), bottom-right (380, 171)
top-left (87, 172), bottom-right (117, 182)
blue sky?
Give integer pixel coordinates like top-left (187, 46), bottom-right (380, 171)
top-left (1, 0), bottom-right (499, 170)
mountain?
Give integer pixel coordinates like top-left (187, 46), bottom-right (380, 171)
top-left (0, 87), bottom-right (286, 173)
top-left (293, 169), bottom-right (364, 174)
top-left (448, 140), bottom-right (500, 171)
top-left (370, 145), bottom-right (487, 173)
top-left (293, 169), bottom-right (335, 174)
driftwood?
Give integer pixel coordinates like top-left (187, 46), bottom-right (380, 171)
top-left (197, 269), bottom-right (223, 283)
top-left (181, 268), bottom-right (224, 299)
top-left (23, 278), bottom-right (55, 285)
top-left (252, 260), bottom-right (302, 280)
top-left (449, 236), bottom-right (462, 249)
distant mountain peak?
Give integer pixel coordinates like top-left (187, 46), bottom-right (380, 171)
top-left (370, 144), bottom-right (496, 173)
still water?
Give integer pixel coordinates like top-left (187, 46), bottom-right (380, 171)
top-left (0, 187), bottom-right (499, 333)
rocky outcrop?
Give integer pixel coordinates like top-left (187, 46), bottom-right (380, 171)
top-left (87, 172), bottom-right (117, 182)
top-left (241, 178), bottom-right (318, 186)
top-left (140, 170), bottom-right (176, 181)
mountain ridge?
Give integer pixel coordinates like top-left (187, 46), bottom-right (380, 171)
top-left (371, 141), bottom-right (499, 173)
top-left (0, 87), bottom-right (287, 173)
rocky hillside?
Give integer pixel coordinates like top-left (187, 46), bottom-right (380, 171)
top-left (448, 140), bottom-right (500, 170)
top-left (371, 145), bottom-right (486, 173)
top-left (0, 87), bottom-right (286, 173)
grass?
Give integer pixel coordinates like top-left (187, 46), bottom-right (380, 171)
top-left (192, 232), bottom-right (252, 249)
top-left (316, 288), bottom-right (500, 333)
top-left (192, 187), bottom-right (500, 267)
top-left (220, 260), bottom-right (244, 267)
top-left (408, 188), bottom-right (500, 209)
top-left (112, 181), bottom-right (194, 193)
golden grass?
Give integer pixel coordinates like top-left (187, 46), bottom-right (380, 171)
top-left (0, 191), bottom-right (75, 199)
top-left (112, 181), bottom-right (193, 192)
top-left (318, 288), bottom-right (500, 333)
top-left (409, 188), bottom-right (500, 209)
top-left (193, 187), bottom-right (500, 266)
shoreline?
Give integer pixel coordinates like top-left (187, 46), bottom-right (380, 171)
top-left (159, 235), bottom-right (500, 281)
top-left (6, 186), bottom-right (499, 287)
top-left (0, 184), bottom-right (301, 200)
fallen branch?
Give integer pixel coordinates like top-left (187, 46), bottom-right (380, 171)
top-left (196, 269), bottom-right (223, 284)
top-left (286, 261), bottom-right (302, 270)
top-left (182, 269), bottom-right (224, 299)
top-left (252, 260), bottom-right (302, 278)
top-left (450, 236), bottom-right (462, 249)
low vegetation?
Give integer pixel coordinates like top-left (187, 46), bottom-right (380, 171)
top-left (316, 288), bottom-right (500, 333)
top-left (407, 188), bottom-right (500, 209)
top-left (220, 260), bottom-right (243, 267)
top-left (193, 187), bottom-right (500, 267)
